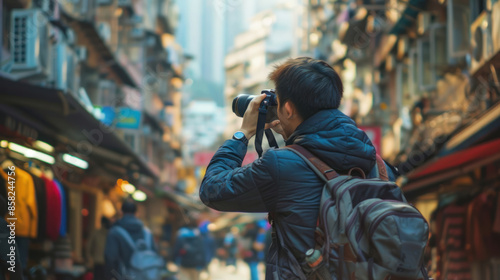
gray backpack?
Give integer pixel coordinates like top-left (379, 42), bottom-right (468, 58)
top-left (114, 226), bottom-right (165, 280)
top-left (285, 145), bottom-right (430, 280)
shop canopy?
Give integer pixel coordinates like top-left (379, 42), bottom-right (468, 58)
top-left (402, 138), bottom-right (500, 197)
top-left (438, 96), bottom-right (500, 156)
top-left (0, 76), bottom-right (157, 180)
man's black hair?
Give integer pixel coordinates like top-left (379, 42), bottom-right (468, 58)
top-left (269, 57), bottom-right (343, 120)
top-left (121, 200), bottom-right (137, 214)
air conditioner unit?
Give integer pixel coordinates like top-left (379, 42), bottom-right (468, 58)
top-left (9, 9), bottom-right (53, 80)
top-left (64, 28), bottom-right (76, 46)
top-left (97, 22), bottom-right (111, 44)
top-left (493, 1), bottom-right (500, 52)
top-left (130, 28), bottom-right (144, 39)
top-left (33, 0), bottom-right (58, 19)
top-left (52, 40), bottom-right (68, 91)
top-left (75, 46), bottom-right (87, 62)
top-left (52, 35), bottom-right (81, 95)
top-left (447, 0), bottom-right (471, 62)
top-left (470, 11), bottom-right (494, 74)
top-left (96, 80), bottom-right (117, 106)
top-left (66, 50), bottom-right (80, 95)
top-left (65, 0), bottom-right (90, 19)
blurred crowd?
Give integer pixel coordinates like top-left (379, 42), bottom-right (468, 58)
top-left (82, 201), bottom-right (272, 280)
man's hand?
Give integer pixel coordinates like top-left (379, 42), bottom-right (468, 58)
top-left (270, 121), bottom-right (286, 140)
top-left (240, 94), bottom-right (281, 139)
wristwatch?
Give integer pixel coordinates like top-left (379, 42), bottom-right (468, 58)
top-left (232, 131), bottom-right (249, 145)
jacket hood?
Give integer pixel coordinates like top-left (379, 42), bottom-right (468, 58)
top-left (114, 215), bottom-right (144, 235)
top-left (285, 109), bottom-right (376, 173)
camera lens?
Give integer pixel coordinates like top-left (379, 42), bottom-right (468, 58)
top-left (232, 94), bottom-right (254, 117)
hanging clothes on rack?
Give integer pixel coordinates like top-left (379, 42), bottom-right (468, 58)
top-left (436, 203), bottom-right (472, 280)
top-left (27, 167), bottom-right (47, 241)
top-left (42, 176), bottom-right (62, 241)
top-left (466, 190), bottom-right (500, 261)
top-left (0, 160), bottom-right (14, 205)
top-left (53, 179), bottom-right (67, 238)
top-left (0, 166), bottom-right (38, 238)
top-left (0, 164), bottom-right (38, 270)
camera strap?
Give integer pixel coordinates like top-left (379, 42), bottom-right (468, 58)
top-left (255, 106), bottom-right (279, 158)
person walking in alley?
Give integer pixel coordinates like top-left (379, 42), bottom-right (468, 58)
top-left (173, 219), bottom-right (208, 280)
top-left (86, 217), bottom-right (111, 280)
top-left (104, 200), bottom-right (164, 280)
top-left (241, 222), bottom-right (266, 280)
top-left (199, 57), bottom-right (416, 279)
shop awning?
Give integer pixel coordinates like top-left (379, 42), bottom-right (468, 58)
top-left (402, 138), bottom-right (500, 195)
top-left (439, 101), bottom-right (500, 156)
top-left (0, 76), bottom-right (157, 179)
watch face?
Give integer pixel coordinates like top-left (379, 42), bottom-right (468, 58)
top-left (234, 131), bottom-right (245, 140)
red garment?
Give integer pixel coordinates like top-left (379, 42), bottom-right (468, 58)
top-left (42, 176), bottom-right (61, 241)
top-left (466, 190), bottom-right (500, 261)
top-left (435, 204), bottom-right (471, 280)
top-left (493, 192), bottom-right (500, 233)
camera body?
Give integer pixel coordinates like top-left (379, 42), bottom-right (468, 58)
top-left (232, 89), bottom-right (278, 123)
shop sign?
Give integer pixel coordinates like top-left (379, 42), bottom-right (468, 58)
top-left (93, 106), bottom-right (116, 126)
top-left (359, 126), bottom-right (382, 153)
top-left (116, 107), bottom-right (142, 129)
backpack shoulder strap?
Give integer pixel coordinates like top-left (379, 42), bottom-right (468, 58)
top-left (286, 144), bottom-right (338, 181)
top-left (143, 227), bottom-right (153, 250)
top-left (375, 154), bottom-right (389, 181)
top-left (114, 226), bottom-right (137, 251)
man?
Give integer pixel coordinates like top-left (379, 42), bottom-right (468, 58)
top-left (104, 200), bottom-right (156, 279)
top-left (200, 57), bottom-right (383, 279)
top-left (173, 219), bottom-right (207, 280)
top-left (241, 221), bottom-right (267, 280)
top-left (86, 217), bottom-right (111, 280)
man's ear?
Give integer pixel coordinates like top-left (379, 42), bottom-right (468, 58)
top-left (284, 101), bottom-right (295, 119)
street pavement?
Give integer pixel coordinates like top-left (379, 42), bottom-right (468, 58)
top-left (203, 259), bottom-right (265, 280)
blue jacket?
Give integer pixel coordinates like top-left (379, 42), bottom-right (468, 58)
top-left (200, 109), bottom-right (377, 279)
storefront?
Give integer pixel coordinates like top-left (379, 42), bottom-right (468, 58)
top-left (0, 76), bottom-right (159, 278)
top-left (402, 101), bottom-right (500, 280)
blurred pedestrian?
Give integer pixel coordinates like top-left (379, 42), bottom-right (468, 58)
top-left (86, 217), bottom-right (111, 280)
top-left (173, 219), bottom-right (207, 280)
top-left (199, 221), bottom-right (215, 279)
top-left (241, 222), bottom-right (266, 280)
top-left (105, 200), bottom-right (164, 280)
top-left (223, 228), bottom-right (238, 268)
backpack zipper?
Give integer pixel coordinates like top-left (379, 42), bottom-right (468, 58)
top-left (334, 179), bottom-right (389, 220)
top-left (368, 211), bottom-right (424, 237)
top-left (346, 200), bottom-right (385, 242)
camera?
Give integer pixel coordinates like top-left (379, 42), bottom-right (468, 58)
top-left (232, 89), bottom-right (278, 123)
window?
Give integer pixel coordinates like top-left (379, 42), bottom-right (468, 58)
top-left (447, 0), bottom-right (471, 60)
